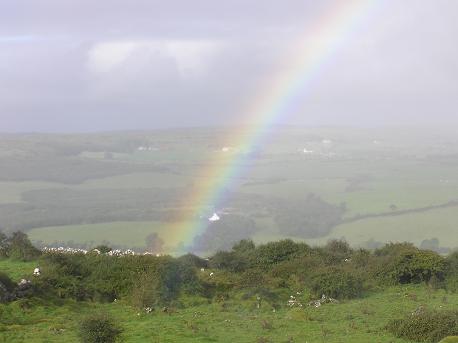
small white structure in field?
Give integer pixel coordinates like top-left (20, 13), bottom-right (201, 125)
top-left (33, 267), bottom-right (41, 276)
top-left (303, 148), bottom-right (314, 154)
top-left (221, 146), bottom-right (232, 152)
top-left (208, 213), bottom-right (220, 222)
top-left (322, 139), bottom-right (332, 145)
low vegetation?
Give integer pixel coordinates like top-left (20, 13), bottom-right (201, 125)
top-left (2, 231), bottom-right (458, 342)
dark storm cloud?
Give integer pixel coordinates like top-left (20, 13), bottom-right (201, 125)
top-left (0, 0), bottom-right (457, 132)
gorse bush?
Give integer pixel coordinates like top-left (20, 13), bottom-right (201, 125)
top-left (254, 239), bottom-right (310, 269)
top-left (36, 252), bottom-right (199, 306)
top-left (131, 272), bottom-right (158, 308)
top-left (79, 313), bottom-right (122, 343)
top-left (0, 231), bottom-right (41, 261)
top-left (4, 232), bottom-right (458, 315)
top-left (309, 267), bottom-right (363, 299)
top-left (381, 249), bottom-right (447, 284)
top-left (387, 309), bottom-right (458, 342)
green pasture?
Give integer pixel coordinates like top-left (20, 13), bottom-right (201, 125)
top-left (77, 172), bottom-right (192, 189)
top-left (306, 206), bottom-right (458, 248)
top-left (1, 278), bottom-right (457, 342)
top-left (240, 157), bottom-right (458, 217)
top-left (1, 128), bottom-right (457, 253)
top-left (28, 221), bottom-right (184, 250)
top-left (0, 181), bottom-right (63, 204)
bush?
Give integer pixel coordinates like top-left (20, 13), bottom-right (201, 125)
top-left (254, 240), bottom-right (310, 269)
top-left (0, 272), bottom-right (16, 303)
top-left (309, 267), bottom-right (363, 299)
top-left (131, 272), bottom-right (158, 308)
top-left (375, 242), bottom-right (417, 257)
top-left (37, 253), bottom-right (92, 300)
top-left (79, 313), bottom-right (122, 343)
top-left (0, 231), bottom-right (41, 261)
top-left (446, 251), bottom-right (458, 286)
top-left (209, 250), bottom-right (249, 272)
top-left (322, 239), bottom-right (353, 264)
top-left (0, 232), bottom-right (8, 258)
top-left (383, 250), bottom-right (447, 284)
top-left (177, 253), bottom-right (208, 269)
top-left (387, 309), bottom-right (458, 342)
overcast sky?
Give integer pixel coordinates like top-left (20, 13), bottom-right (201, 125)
top-left (1, 0), bottom-right (457, 132)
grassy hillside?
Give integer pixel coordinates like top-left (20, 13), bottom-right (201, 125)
top-left (2, 283), bottom-right (453, 342)
top-left (2, 237), bottom-right (458, 343)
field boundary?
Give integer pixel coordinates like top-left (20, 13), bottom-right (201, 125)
top-left (342, 199), bottom-right (458, 224)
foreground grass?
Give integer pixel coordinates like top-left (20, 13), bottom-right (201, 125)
top-left (2, 281), bottom-right (457, 342)
top-left (0, 259), bottom-right (36, 281)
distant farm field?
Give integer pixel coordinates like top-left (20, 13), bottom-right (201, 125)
top-left (1, 128), bottom-right (458, 253)
top-left (28, 221), bottom-right (182, 249)
top-left (77, 172), bottom-right (192, 189)
top-left (0, 181), bottom-right (63, 204)
top-left (305, 206), bottom-right (458, 248)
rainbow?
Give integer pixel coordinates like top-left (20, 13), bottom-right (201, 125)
top-left (168, 0), bottom-right (376, 250)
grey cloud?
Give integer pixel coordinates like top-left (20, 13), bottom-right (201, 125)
top-left (0, 0), bottom-right (457, 132)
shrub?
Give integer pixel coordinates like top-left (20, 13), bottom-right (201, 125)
top-left (177, 253), bottom-right (208, 269)
top-left (232, 239), bottom-right (256, 254)
top-left (1, 231), bottom-right (41, 261)
top-left (384, 250), bottom-right (447, 284)
top-left (387, 309), bottom-right (458, 342)
top-left (322, 239), bottom-right (353, 264)
top-left (209, 251), bottom-right (249, 272)
top-left (254, 240), bottom-right (310, 269)
top-left (447, 252), bottom-right (458, 270)
top-left (237, 269), bottom-right (266, 289)
top-left (375, 242), bottom-right (417, 257)
top-left (0, 272), bottom-right (16, 303)
top-left (446, 251), bottom-right (458, 287)
top-left (79, 313), bottom-right (122, 343)
top-left (37, 253), bottom-right (92, 300)
top-left (446, 275), bottom-right (458, 293)
top-left (0, 232), bottom-right (8, 258)
top-left (309, 267), bottom-right (363, 299)
top-left (131, 272), bottom-right (158, 308)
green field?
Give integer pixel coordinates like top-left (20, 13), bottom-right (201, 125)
top-left (1, 128), bottom-right (457, 253)
top-left (306, 206), bottom-right (458, 248)
top-left (28, 221), bottom-right (184, 249)
top-left (0, 181), bottom-right (62, 204)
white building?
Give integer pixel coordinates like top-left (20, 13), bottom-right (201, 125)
top-left (208, 213), bottom-right (220, 222)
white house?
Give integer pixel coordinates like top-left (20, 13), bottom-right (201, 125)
top-left (208, 213), bottom-right (220, 222)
